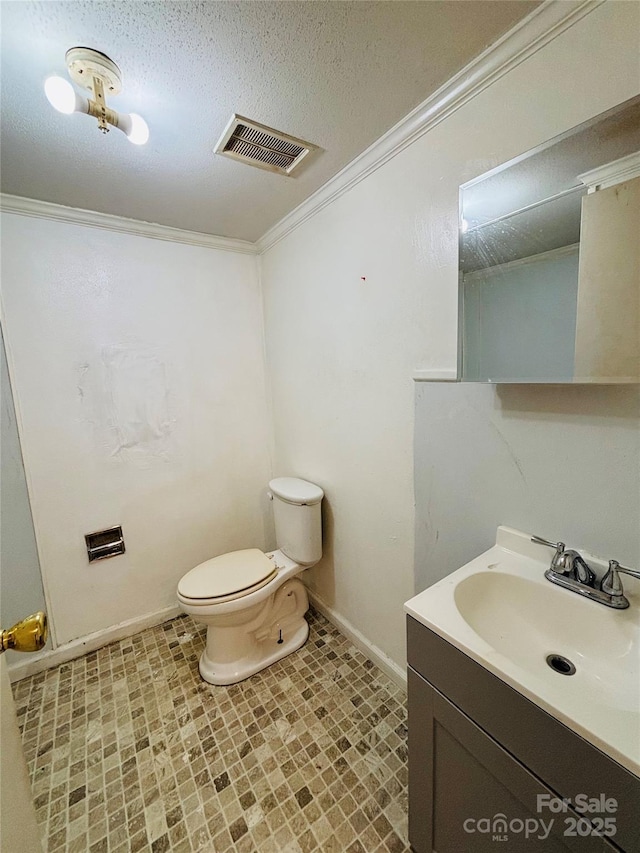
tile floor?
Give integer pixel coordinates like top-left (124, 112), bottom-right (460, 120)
top-left (15, 608), bottom-right (410, 852)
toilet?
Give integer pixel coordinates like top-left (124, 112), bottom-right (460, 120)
top-left (177, 477), bottom-right (323, 685)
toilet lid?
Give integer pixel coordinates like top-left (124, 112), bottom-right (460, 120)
top-left (269, 477), bottom-right (324, 506)
top-left (178, 549), bottom-right (277, 600)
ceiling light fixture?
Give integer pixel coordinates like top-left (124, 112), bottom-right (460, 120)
top-left (44, 47), bottom-right (149, 145)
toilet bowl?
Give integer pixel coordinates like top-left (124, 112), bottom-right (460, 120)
top-left (177, 477), bottom-right (323, 685)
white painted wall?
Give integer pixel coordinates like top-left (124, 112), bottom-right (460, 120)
top-left (260, 2), bottom-right (640, 668)
top-left (414, 382), bottom-right (640, 594)
top-left (1, 214), bottom-right (272, 646)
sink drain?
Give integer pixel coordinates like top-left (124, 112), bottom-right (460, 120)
top-left (546, 654), bottom-right (576, 676)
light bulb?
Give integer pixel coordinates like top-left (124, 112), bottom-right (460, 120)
top-left (44, 76), bottom-right (77, 114)
top-left (126, 113), bottom-right (149, 145)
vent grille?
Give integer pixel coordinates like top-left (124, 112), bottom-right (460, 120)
top-left (215, 115), bottom-right (318, 176)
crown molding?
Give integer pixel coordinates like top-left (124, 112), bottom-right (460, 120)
top-left (0, 194), bottom-right (258, 255)
top-left (256, 0), bottom-right (604, 254)
top-left (578, 150), bottom-right (640, 191)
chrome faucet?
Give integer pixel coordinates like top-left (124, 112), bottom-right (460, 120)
top-left (531, 536), bottom-right (596, 586)
top-left (531, 536), bottom-right (638, 610)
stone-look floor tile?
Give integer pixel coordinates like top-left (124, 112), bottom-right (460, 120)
top-left (18, 608), bottom-right (409, 851)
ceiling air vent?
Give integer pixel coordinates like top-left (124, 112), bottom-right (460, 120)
top-left (214, 115), bottom-right (319, 176)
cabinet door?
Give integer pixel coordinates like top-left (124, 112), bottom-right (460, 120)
top-left (408, 669), bottom-right (620, 853)
top-left (574, 176), bottom-right (640, 381)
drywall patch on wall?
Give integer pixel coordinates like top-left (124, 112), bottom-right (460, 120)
top-left (103, 344), bottom-right (176, 466)
top-left (73, 343), bottom-right (180, 469)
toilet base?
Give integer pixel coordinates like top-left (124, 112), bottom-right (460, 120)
top-left (198, 617), bottom-right (309, 685)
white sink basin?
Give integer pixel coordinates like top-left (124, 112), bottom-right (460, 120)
top-left (405, 527), bottom-right (640, 776)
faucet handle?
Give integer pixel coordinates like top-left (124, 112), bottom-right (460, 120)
top-left (612, 561), bottom-right (640, 580)
top-left (601, 560), bottom-right (640, 597)
top-left (531, 536), bottom-right (568, 574)
top-left (531, 535), bottom-right (565, 553)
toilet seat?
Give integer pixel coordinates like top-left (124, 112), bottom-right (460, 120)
top-left (178, 549), bottom-right (278, 604)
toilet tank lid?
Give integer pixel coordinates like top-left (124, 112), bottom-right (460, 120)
top-left (178, 549), bottom-right (276, 599)
top-left (269, 477), bottom-right (324, 506)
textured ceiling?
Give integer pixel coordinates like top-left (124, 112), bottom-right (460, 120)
top-left (1, 1), bottom-right (539, 242)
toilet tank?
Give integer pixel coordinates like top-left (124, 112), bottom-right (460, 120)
top-left (268, 477), bottom-right (323, 565)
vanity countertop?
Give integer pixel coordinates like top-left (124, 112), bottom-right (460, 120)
top-left (405, 526), bottom-right (640, 778)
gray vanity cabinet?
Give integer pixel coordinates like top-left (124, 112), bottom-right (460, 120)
top-left (407, 616), bottom-right (640, 853)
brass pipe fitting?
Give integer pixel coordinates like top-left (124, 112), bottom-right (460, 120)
top-left (0, 611), bottom-right (48, 653)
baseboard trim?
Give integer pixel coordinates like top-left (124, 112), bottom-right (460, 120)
top-left (0, 194), bottom-right (258, 255)
top-left (308, 591), bottom-right (407, 691)
top-left (10, 593), bottom-right (408, 690)
top-left (8, 604), bottom-right (182, 683)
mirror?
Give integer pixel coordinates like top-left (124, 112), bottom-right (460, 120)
top-left (459, 96), bottom-right (640, 383)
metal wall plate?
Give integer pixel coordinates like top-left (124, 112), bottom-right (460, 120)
top-left (85, 526), bottom-right (125, 562)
